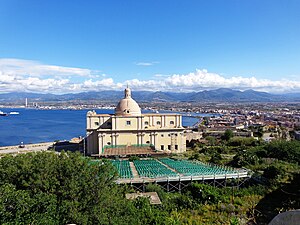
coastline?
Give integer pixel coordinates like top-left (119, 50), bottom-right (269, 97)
top-left (0, 142), bottom-right (54, 154)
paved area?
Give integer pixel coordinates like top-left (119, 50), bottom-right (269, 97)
top-left (129, 161), bottom-right (139, 178)
top-left (126, 192), bottom-right (162, 204)
top-left (0, 142), bottom-right (54, 154)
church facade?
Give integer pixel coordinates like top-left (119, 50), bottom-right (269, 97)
top-left (86, 88), bottom-right (186, 156)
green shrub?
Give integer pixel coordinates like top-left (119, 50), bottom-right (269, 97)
top-left (128, 155), bottom-right (140, 161)
top-left (145, 184), bottom-right (166, 201)
top-left (209, 152), bottom-right (222, 164)
top-left (263, 165), bottom-right (283, 180)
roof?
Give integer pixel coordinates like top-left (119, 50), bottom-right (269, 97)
top-left (115, 88), bottom-right (141, 116)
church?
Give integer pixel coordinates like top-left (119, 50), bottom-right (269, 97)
top-left (86, 87), bottom-right (186, 156)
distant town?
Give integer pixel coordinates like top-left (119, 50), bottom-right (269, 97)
top-left (1, 95), bottom-right (300, 143)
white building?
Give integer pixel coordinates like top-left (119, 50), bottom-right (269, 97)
top-left (86, 87), bottom-right (186, 156)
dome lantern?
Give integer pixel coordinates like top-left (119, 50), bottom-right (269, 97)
top-left (125, 87), bottom-right (131, 98)
top-left (115, 87), bottom-right (141, 116)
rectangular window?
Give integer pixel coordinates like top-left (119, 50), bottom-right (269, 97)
top-left (126, 121), bottom-right (131, 125)
top-left (161, 145), bottom-right (164, 150)
top-left (168, 145), bottom-right (171, 150)
top-left (175, 145), bottom-right (178, 150)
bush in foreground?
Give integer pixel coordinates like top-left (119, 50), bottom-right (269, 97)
top-left (0, 151), bottom-right (140, 225)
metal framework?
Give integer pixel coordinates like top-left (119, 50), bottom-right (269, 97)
top-left (116, 171), bottom-right (252, 192)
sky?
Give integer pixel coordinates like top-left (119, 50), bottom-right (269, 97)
top-left (0, 0), bottom-right (300, 94)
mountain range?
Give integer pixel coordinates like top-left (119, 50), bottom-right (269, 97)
top-left (0, 88), bottom-right (300, 103)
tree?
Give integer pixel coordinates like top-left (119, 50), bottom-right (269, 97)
top-left (209, 152), bottom-right (223, 164)
top-left (206, 136), bottom-right (217, 146)
top-left (263, 165), bottom-right (282, 180)
top-left (222, 129), bottom-right (234, 141)
top-left (188, 183), bottom-right (223, 204)
top-left (0, 151), bottom-right (141, 224)
top-left (231, 150), bottom-right (259, 167)
top-left (265, 140), bottom-right (300, 164)
top-left (255, 126), bottom-right (264, 138)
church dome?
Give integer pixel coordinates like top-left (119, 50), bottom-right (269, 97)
top-left (115, 88), bottom-right (141, 116)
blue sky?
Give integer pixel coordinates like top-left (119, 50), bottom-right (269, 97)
top-left (0, 0), bottom-right (300, 93)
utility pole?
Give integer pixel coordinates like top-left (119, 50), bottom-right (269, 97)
top-left (83, 136), bottom-right (86, 157)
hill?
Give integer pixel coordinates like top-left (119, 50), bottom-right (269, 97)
top-left (0, 88), bottom-right (299, 103)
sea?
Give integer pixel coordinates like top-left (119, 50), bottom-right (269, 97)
top-left (0, 108), bottom-right (214, 147)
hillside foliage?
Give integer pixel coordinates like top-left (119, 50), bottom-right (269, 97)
top-left (0, 139), bottom-right (299, 224)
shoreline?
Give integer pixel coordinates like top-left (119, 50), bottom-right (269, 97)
top-left (0, 142), bottom-right (54, 154)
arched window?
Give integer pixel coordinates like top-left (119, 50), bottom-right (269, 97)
top-left (156, 121), bottom-right (161, 125)
top-left (145, 121), bottom-right (149, 125)
top-left (170, 121), bottom-right (174, 125)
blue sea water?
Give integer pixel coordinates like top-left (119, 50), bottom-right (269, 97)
top-left (0, 108), bottom-right (206, 147)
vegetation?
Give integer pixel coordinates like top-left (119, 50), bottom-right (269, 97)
top-left (0, 152), bottom-right (162, 225)
top-left (128, 155), bottom-right (140, 161)
top-left (221, 129), bottom-right (234, 141)
top-left (0, 138), bottom-right (299, 224)
top-left (185, 138), bottom-right (300, 224)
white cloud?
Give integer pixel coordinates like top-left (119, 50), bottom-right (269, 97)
top-left (1, 58), bottom-right (300, 94)
top-left (153, 74), bottom-right (169, 78)
top-left (80, 78), bottom-right (123, 90)
top-left (135, 61), bottom-right (159, 66)
top-left (0, 69), bottom-right (70, 93)
top-left (125, 69), bottom-right (300, 93)
top-left (0, 58), bottom-right (94, 77)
